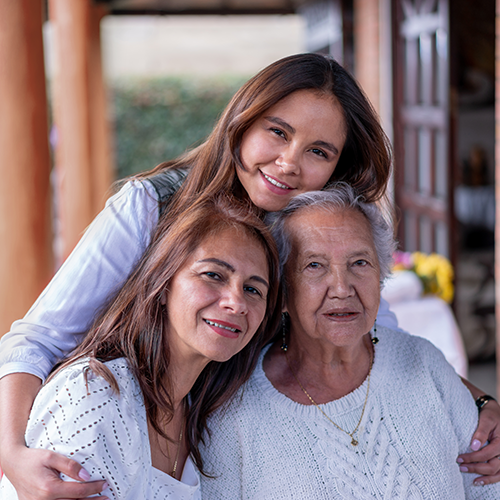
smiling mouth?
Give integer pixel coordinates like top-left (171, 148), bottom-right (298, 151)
top-left (327, 312), bottom-right (357, 318)
top-left (262, 172), bottom-right (293, 190)
top-left (204, 319), bottom-right (241, 333)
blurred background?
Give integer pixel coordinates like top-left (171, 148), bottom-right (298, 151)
top-left (0, 0), bottom-right (497, 395)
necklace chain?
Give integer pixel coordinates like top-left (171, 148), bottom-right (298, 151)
top-left (162, 401), bottom-right (185, 479)
top-left (171, 425), bottom-right (183, 479)
top-left (284, 344), bottom-right (373, 447)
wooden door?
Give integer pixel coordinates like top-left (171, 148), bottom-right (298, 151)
top-left (393, 0), bottom-right (454, 259)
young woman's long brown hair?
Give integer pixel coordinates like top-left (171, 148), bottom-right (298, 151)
top-left (138, 53), bottom-right (392, 222)
top-left (51, 195), bottom-right (282, 474)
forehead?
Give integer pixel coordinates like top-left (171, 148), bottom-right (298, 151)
top-left (286, 207), bottom-right (376, 257)
top-left (266, 89), bottom-right (346, 128)
top-left (187, 225), bottom-right (269, 272)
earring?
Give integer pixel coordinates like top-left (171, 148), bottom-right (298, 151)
top-left (371, 322), bottom-right (379, 345)
top-left (280, 313), bottom-right (288, 352)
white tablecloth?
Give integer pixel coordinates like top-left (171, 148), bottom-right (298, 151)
top-left (382, 271), bottom-right (468, 378)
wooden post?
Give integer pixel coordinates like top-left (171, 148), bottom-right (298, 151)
top-left (49, 0), bottom-right (113, 261)
top-left (353, 0), bottom-right (381, 114)
top-left (89, 5), bottom-right (114, 215)
top-left (0, 0), bottom-right (54, 336)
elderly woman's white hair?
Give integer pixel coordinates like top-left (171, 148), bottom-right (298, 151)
top-left (268, 182), bottom-right (397, 285)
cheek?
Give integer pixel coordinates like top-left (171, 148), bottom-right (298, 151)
top-left (288, 280), bottom-right (320, 313)
top-left (305, 164), bottom-right (338, 190)
top-left (250, 302), bottom-right (267, 330)
top-left (359, 280), bottom-right (381, 311)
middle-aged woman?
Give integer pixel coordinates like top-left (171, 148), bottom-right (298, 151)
top-left (0, 194), bottom-right (281, 500)
top-left (0, 53), bottom-right (499, 499)
top-left (201, 184), bottom-right (500, 499)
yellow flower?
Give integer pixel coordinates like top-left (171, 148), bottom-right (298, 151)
top-left (395, 251), bottom-right (454, 303)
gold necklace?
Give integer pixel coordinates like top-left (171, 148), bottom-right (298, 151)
top-left (161, 402), bottom-right (185, 479)
top-left (284, 345), bottom-right (373, 447)
top-left (171, 424), bottom-right (183, 479)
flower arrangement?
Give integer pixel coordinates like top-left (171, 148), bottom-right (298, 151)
top-left (393, 251), bottom-right (454, 304)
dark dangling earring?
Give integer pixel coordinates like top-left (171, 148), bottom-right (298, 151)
top-left (281, 313), bottom-right (288, 352)
top-left (371, 322), bottom-right (379, 345)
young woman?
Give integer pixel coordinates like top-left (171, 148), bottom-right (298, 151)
top-left (0, 54), bottom-right (499, 499)
top-left (0, 194), bottom-right (281, 500)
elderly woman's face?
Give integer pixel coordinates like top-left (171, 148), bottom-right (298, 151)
top-left (285, 207), bottom-right (380, 348)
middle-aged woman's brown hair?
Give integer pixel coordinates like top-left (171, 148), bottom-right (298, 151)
top-left (140, 53), bottom-right (392, 220)
top-left (51, 194), bottom-right (282, 474)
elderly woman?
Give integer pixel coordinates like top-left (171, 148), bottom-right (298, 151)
top-left (201, 184), bottom-right (500, 499)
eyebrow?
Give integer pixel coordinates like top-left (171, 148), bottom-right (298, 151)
top-left (198, 258), bottom-right (269, 288)
top-left (265, 116), bottom-right (339, 156)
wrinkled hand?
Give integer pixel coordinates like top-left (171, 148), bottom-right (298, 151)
top-left (458, 400), bottom-right (500, 485)
top-left (2, 445), bottom-right (109, 500)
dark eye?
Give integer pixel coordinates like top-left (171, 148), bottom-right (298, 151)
top-left (244, 285), bottom-right (264, 298)
top-left (307, 262), bottom-right (321, 269)
top-left (353, 260), bottom-right (368, 267)
top-left (310, 148), bottom-right (327, 158)
top-left (204, 271), bottom-right (222, 280)
top-left (271, 128), bottom-right (286, 138)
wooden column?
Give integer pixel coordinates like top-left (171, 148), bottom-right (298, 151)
top-left (0, 0), bottom-right (53, 336)
top-left (89, 5), bottom-right (114, 215)
top-left (353, 0), bottom-right (381, 114)
top-left (49, 0), bottom-right (113, 261)
top-left (495, 0), bottom-right (500, 400)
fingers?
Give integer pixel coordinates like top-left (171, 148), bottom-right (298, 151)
top-left (7, 448), bottom-right (109, 500)
top-left (472, 473), bottom-right (500, 487)
top-left (458, 436), bottom-right (500, 465)
top-left (47, 479), bottom-right (109, 499)
top-left (470, 404), bottom-right (500, 450)
top-left (45, 453), bottom-right (92, 482)
top-left (458, 456), bottom-right (500, 477)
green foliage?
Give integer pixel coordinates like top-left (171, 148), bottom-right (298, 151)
top-left (111, 76), bottom-right (247, 179)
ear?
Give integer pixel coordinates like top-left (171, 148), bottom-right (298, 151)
top-left (160, 290), bottom-right (167, 306)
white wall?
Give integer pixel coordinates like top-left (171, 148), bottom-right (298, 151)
top-left (44, 15), bottom-right (305, 80)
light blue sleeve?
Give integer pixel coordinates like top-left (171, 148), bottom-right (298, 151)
top-left (376, 296), bottom-right (399, 329)
top-left (0, 180), bottom-right (159, 382)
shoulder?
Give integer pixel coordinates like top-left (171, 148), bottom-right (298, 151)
top-left (376, 325), bottom-right (446, 364)
top-left (28, 358), bottom-right (144, 436)
top-left (26, 358), bottom-right (149, 482)
top-left (145, 168), bottom-right (189, 206)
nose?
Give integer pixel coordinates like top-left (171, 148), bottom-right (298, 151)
top-left (219, 285), bottom-right (248, 315)
top-left (327, 267), bottom-right (354, 299)
top-left (276, 145), bottom-right (300, 175)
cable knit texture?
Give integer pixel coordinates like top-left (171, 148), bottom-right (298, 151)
top-left (0, 358), bottom-right (201, 500)
top-left (201, 326), bottom-right (499, 499)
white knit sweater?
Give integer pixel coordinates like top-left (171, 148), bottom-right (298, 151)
top-left (201, 326), bottom-right (499, 499)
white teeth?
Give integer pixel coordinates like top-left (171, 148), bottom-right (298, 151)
top-left (263, 173), bottom-right (291, 190)
top-left (205, 320), bottom-right (238, 332)
top-left (330, 313), bottom-right (351, 316)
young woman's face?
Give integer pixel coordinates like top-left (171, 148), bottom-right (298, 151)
top-left (165, 227), bottom-right (269, 366)
top-left (237, 89), bottom-right (347, 212)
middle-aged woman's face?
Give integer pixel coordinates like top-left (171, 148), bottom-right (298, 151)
top-left (284, 207), bottom-right (380, 348)
top-left (237, 89), bottom-right (347, 212)
top-left (165, 226), bottom-right (270, 364)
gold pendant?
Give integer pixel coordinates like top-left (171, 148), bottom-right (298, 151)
top-left (351, 438), bottom-right (358, 446)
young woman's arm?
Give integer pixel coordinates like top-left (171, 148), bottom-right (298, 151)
top-left (0, 180), bottom-right (159, 381)
top-left (0, 374), bottom-right (109, 500)
top-left (457, 378), bottom-right (500, 485)
top-left (0, 180), bottom-right (159, 499)
top-left (376, 306), bottom-right (500, 482)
